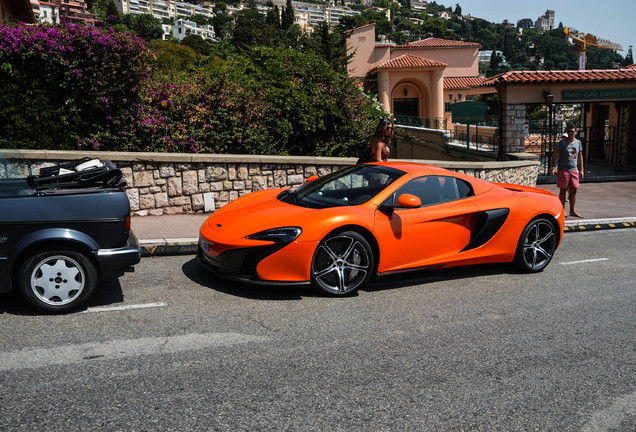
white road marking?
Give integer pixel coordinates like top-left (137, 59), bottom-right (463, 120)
top-left (560, 258), bottom-right (609, 266)
top-left (581, 391), bottom-right (636, 432)
top-left (0, 333), bottom-right (268, 371)
top-left (79, 302), bottom-right (167, 313)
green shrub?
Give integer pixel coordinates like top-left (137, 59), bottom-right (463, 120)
top-left (0, 22), bottom-right (154, 150)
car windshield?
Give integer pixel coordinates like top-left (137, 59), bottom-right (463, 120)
top-left (0, 141), bottom-right (35, 196)
top-left (278, 164), bottom-right (405, 209)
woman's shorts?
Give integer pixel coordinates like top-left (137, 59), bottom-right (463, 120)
top-left (557, 169), bottom-right (580, 189)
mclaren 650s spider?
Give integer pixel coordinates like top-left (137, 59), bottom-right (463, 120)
top-left (198, 162), bottom-right (564, 295)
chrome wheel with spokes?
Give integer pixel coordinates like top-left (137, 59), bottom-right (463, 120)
top-left (311, 231), bottom-right (374, 295)
top-left (515, 218), bottom-right (557, 272)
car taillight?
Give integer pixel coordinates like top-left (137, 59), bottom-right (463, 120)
top-left (125, 216), bottom-right (131, 232)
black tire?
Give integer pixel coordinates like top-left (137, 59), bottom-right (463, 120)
top-left (18, 248), bottom-right (97, 314)
top-left (310, 230), bottom-right (374, 296)
top-left (514, 218), bottom-right (557, 272)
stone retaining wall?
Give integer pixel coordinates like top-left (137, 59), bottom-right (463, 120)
top-left (20, 150), bottom-right (540, 216)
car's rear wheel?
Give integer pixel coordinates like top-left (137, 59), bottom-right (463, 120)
top-left (515, 218), bottom-right (557, 272)
top-left (311, 230), bottom-right (374, 296)
top-left (18, 248), bottom-right (97, 314)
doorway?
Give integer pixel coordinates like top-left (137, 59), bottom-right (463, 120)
top-left (393, 98), bottom-right (419, 118)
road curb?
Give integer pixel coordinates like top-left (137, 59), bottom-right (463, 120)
top-left (138, 218), bottom-right (636, 257)
top-left (564, 218), bottom-right (636, 232)
top-left (139, 239), bottom-right (198, 257)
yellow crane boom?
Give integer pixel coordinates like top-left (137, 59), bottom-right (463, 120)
top-left (564, 26), bottom-right (623, 69)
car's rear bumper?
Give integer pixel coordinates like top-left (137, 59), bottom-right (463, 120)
top-left (95, 231), bottom-right (141, 276)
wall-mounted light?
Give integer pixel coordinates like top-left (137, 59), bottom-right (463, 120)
top-left (449, 92), bottom-right (463, 103)
top-left (404, 88), bottom-right (408, 97)
top-left (543, 90), bottom-right (554, 105)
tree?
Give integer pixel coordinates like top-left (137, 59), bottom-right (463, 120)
top-left (124, 14), bottom-right (164, 41)
top-left (624, 47), bottom-right (634, 66)
top-left (230, 8), bottom-right (279, 51)
top-left (423, 17), bottom-right (449, 38)
top-left (181, 34), bottom-right (211, 56)
top-left (454, 3), bottom-right (461, 16)
top-left (213, 2), bottom-right (227, 12)
top-left (337, 15), bottom-right (369, 31)
top-left (281, 0), bottom-right (294, 30)
top-left (188, 14), bottom-right (210, 26)
top-left (517, 18), bottom-right (533, 29)
top-left (311, 21), bottom-right (353, 73)
top-left (362, 10), bottom-right (393, 39)
top-left (225, 46), bottom-right (386, 156)
top-left (211, 13), bottom-right (232, 39)
top-left (265, 5), bottom-right (280, 29)
top-left (151, 40), bottom-right (198, 70)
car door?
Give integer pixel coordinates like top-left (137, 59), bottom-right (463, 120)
top-left (373, 175), bottom-right (480, 274)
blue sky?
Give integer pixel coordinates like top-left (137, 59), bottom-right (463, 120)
top-left (452, 0), bottom-right (634, 56)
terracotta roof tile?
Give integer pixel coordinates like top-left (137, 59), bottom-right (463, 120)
top-left (371, 54), bottom-right (447, 72)
top-left (399, 38), bottom-right (481, 48)
top-left (444, 76), bottom-right (489, 89)
top-left (484, 69), bottom-right (636, 85)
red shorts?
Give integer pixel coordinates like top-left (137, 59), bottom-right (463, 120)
top-left (557, 169), bottom-right (580, 189)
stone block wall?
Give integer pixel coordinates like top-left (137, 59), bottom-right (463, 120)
top-left (502, 104), bottom-right (527, 153)
top-left (118, 160), bottom-right (347, 216)
top-left (19, 150), bottom-right (540, 216)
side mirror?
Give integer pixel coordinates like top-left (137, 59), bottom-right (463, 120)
top-left (397, 193), bottom-right (421, 208)
top-left (306, 175), bottom-right (319, 183)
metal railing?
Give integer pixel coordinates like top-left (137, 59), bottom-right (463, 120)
top-left (394, 116), bottom-right (447, 130)
top-left (448, 116), bottom-right (500, 157)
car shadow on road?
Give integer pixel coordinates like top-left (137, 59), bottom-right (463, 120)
top-left (182, 257), bottom-right (520, 300)
top-left (181, 258), bottom-right (317, 301)
top-left (86, 277), bottom-right (125, 308)
top-left (0, 291), bottom-right (36, 315)
top-left (363, 263), bottom-right (519, 293)
top-left (0, 277), bottom-right (125, 316)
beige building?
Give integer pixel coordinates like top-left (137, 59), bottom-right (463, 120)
top-left (347, 23), bottom-right (494, 128)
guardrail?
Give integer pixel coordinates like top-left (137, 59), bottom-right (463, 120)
top-left (394, 116), bottom-right (447, 130)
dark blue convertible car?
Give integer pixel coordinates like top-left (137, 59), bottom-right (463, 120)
top-left (0, 141), bottom-right (140, 313)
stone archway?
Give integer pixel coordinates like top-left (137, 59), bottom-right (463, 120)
top-left (390, 79), bottom-right (435, 127)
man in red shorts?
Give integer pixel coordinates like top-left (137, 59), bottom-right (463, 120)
top-left (550, 125), bottom-right (584, 217)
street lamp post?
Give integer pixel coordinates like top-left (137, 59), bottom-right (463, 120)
top-left (543, 90), bottom-right (554, 163)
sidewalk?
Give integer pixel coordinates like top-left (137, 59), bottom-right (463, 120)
top-left (132, 181), bottom-right (636, 257)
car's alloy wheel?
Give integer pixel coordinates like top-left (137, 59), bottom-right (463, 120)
top-left (311, 231), bottom-right (374, 295)
top-left (515, 218), bottom-right (557, 272)
top-left (19, 249), bottom-right (97, 313)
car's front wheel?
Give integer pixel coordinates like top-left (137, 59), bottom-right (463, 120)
top-left (515, 218), bottom-right (557, 272)
top-left (18, 248), bottom-right (97, 314)
top-left (311, 230), bottom-right (374, 296)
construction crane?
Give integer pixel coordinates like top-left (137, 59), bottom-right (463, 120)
top-left (564, 26), bottom-right (623, 69)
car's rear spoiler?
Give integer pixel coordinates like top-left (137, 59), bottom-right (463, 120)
top-left (493, 183), bottom-right (558, 197)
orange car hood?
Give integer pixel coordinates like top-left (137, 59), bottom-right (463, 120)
top-left (205, 189), bottom-right (314, 235)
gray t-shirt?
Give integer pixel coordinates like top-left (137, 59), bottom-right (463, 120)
top-left (556, 138), bottom-right (582, 171)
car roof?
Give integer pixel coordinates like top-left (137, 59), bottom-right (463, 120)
top-left (370, 161), bottom-right (448, 176)
top-left (372, 161), bottom-right (495, 195)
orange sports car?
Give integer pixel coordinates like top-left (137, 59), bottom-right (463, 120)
top-left (198, 162), bottom-right (564, 295)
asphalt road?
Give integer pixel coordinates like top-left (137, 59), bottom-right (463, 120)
top-left (1, 229), bottom-right (635, 431)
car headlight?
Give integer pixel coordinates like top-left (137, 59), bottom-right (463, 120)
top-left (246, 227), bottom-right (302, 244)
